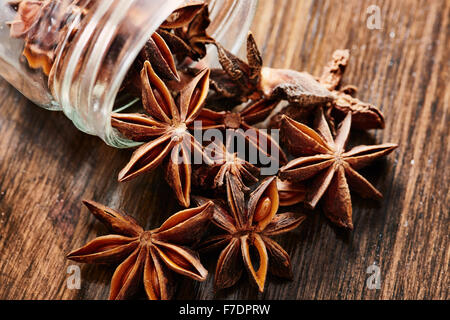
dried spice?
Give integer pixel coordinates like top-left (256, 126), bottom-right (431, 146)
top-left (319, 49), bottom-right (385, 130)
top-left (140, 32), bottom-right (181, 82)
top-left (119, 31), bottom-right (182, 95)
top-left (160, 3), bottom-right (214, 61)
top-left (196, 175), bottom-right (306, 292)
top-left (193, 133), bottom-right (260, 192)
top-left (211, 33), bottom-right (333, 106)
top-left (8, 0), bottom-right (87, 75)
top-left (269, 103), bottom-right (315, 131)
top-left (270, 50), bottom-right (385, 130)
top-left (279, 108), bottom-right (397, 229)
top-left (195, 99), bottom-right (288, 165)
top-left (120, 2), bottom-right (212, 96)
top-left (111, 61), bottom-right (211, 208)
top-left (67, 200), bottom-right (212, 300)
top-left (331, 89), bottom-right (385, 130)
top-left (160, 1), bottom-right (206, 29)
top-left (12, 0), bottom-right (401, 300)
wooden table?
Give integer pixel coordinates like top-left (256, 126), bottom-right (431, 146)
top-left (0, 0), bottom-right (448, 300)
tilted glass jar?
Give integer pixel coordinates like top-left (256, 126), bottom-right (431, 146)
top-left (0, 0), bottom-right (257, 147)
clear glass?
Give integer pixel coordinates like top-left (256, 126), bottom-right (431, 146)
top-left (0, 0), bottom-right (257, 147)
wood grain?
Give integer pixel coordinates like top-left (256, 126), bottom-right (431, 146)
top-left (0, 0), bottom-right (448, 300)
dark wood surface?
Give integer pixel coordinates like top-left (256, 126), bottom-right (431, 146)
top-left (0, 0), bottom-right (448, 300)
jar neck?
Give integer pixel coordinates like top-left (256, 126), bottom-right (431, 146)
top-left (50, 0), bottom-right (184, 147)
top-left (50, 0), bottom-right (257, 148)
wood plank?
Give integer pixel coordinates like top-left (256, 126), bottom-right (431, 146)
top-left (0, 0), bottom-right (448, 300)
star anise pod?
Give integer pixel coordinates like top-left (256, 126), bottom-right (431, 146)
top-left (160, 1), bottom-right (206, 29)
top-left (210, 32), bottom-right (333, 106)
top-left (193, 133), bottom-right (260, 192)
top-left (196, 175), bottom-right (306, 292)
top-left (8, 0), bottom-right (87, 75)
top-left (159, 2), bottom-right (214, 62)
top-left (268, 103), bottom-right (316, 131)
top-left (139, 32), bottom-right (181, 82)
top-left (270, 50), bottom-right (385, 130)
top-left (195, 99), bottom-right (288, 165)
top-left (67, 200), bottom-right (212, 300)
top-left (277, 178), bottom-right (306, 207)
top-left (279, 108), bottom-right (398, 229)
top-left (111, 61), bottom-right (211, 207)
top-left (319, 49), bottom-right (385, 130)
top-left (120, 2), bottom-right (212, 96)
top-left (119, 31), bottom-right (181, 95)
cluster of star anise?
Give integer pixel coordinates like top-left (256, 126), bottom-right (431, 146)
top-left (10, 1), bottom-right (398, 300)
top-left (108, 3), bottom-right (398, 229)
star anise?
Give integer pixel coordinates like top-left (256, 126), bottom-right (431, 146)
top-left (195, 99), bottom-right (288, 165)
top-left (193, 133), bottom-right (260, 192)
top-left (119, 30), bottom-right (182, 96)
top-left (67, 200), bottom-right (212, 300)
top-left (8, 0), bottom-right (87, 75)
top-left (159, 2), bottom-right (214, 62)
top-left (111, 61), bottom-right (211, 207)
top-left (268, 103), bottom-right (316, 131)
top-left (119, 31), bottom-right (182, 95)
top-left (210, 32), bottom-right (333, 106)
top-left (279, 108), bottom-right (398, 229)
top-left (112, 3), bottom-right (207, 94)
top-left (196, 175), bottom-right (306, 292)
top-left (270, 50), bottom-right (385, 130)
top-left (140, 32), bottom-right (180, 82)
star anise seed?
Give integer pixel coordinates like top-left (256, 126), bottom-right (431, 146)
top-left (277, 178), bottom-right (306, 207)
top-left (120, 31), bottom-right (182, 94)
top-left (140, 32), bottom-right (181, 82)
top-left (160, 1), bottom-right (206, 29)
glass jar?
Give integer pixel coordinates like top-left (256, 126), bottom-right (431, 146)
top-left (0, 0), bottom-right (257, 147)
